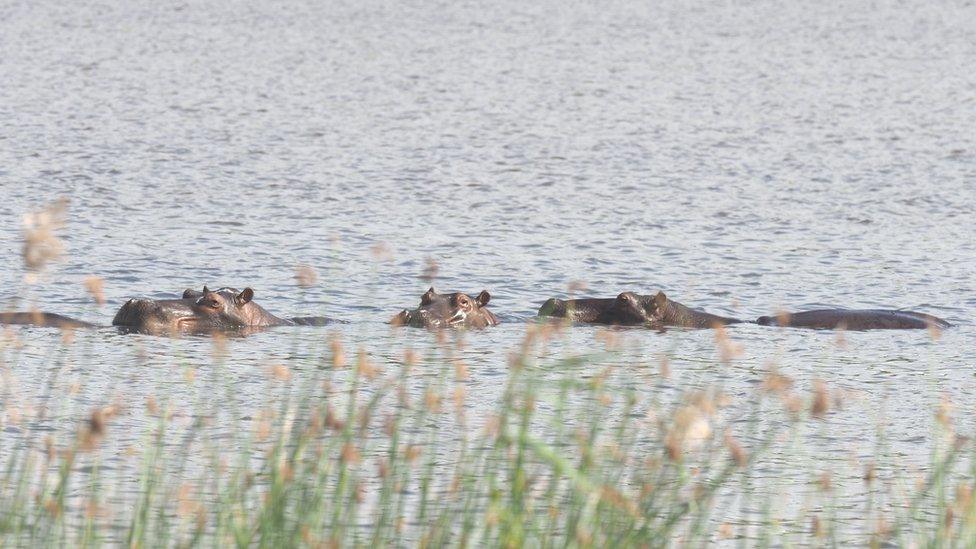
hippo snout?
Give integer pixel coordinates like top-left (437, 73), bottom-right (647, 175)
top-left (390, 309), bottom-right (413, 327)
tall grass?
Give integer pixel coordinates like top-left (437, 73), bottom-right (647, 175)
top-left (1, 322), bottom-right (974, 548)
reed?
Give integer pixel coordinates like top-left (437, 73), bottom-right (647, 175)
top-left (0, 321), bottom-right (970, 547)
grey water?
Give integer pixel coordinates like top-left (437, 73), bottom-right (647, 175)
top-left (2, 0), bottom-right (975, 543)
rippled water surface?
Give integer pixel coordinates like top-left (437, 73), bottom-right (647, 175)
top-left (2, 0), bottom-right (975, 543)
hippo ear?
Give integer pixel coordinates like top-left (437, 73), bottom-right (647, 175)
top-left (654, 291), bottom-right (668, 310)
top-left (202, 285), bottom-right (210, 294)
top-left (476, 290), bottom-right (491, 307)
top-left (182, 289), bottom-right (196, 299)
top-left (421, 287), bottom-right (436, 305)
top-left (235, 287), bottom-right (254, 306)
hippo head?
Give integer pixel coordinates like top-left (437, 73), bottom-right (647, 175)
top-left (180, 286), bottom-right (282, 328)
top-left (604, 291), bottom-right (657, 326)
top-left (645, 291), bottom-right (671, 321)
top-left (391, 287), bottom-right (499, 329)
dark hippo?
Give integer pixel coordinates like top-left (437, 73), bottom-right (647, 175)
top-left (1, 286), bottom-right (332, 334)
top-left (111, 293), bottom-right (203, 333)
top-left (0, 312), bottom-right (97, 329)
top-left (538, 291), bottom-right (741, 328)
top-left (757, 309), bottom-right (950, 330)
top-left (537, 292), bottom-right (658, 326)
top-left (391, 287), bottom-right (499, 329)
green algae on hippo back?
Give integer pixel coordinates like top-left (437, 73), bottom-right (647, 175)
top-left (537, 292), bottom-right (660, 327)
top-left (391, 287), bottom-right (499, 329)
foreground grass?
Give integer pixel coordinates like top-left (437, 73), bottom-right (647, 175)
top-left (0, 324), bottom-right (974, 548)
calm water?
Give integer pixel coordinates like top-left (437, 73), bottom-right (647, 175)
top-left (2, 0), bottom-right (975, 543)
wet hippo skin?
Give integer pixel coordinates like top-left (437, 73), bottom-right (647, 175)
top-left (756, 309), bottom-right (950, 330)
top-left (647, 291), bottom-right (742, 328)
top-left (0, 312), bottom-right (98, 329)
top-left (391, 287), bottom-right (499, 329)
top-left (537, 292), bottom-right (659, 326)
top-left (538, 291), bottom-right (740, 328)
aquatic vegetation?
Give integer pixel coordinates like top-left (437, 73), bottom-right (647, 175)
top-left (0, 321), bottom-right (971, 548)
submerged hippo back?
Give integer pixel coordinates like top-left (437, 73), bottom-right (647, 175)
top-left (0, 312), bottom-right (97, 329)
top-left (757, 309), bottom-right (951, 330)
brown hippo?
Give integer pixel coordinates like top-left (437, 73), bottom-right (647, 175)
top-left (538, 291), bottom-right (741, 328)
top-left (1, 286), bottom-right (333, 334)
top-left (756, 309), bottom-right (950, 330)
top-left (391, 287), bottom-right (499, 329)
top-left (118, 286), bottom-right (333, 332)
top-left (648, 291), bottom-right (742, 328)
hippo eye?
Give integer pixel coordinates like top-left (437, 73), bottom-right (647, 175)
top-left (208, 299), bottom-right (220, 308)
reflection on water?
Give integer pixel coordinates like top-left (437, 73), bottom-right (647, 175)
top-left (1, 0), bottom-right (974, 543)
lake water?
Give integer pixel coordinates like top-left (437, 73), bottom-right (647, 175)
top-left (2, 0), bottom-right (975, 543)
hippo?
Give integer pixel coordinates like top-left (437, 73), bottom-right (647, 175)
top-left (536, 292), bottom-right (658, 326)
top-left (538, 291), bottom-right (741, 328)
top-left (756, 309), bottom-right (951, 330)
top-left (170, 286), bottom-right (332, 329)
top-left (1, 286), bottom-right (333, 335)
top-left (114, 286), bottom-right (333, 333)
top-left (391, 287), bottom-right (499, 329)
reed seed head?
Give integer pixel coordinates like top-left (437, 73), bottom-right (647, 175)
top-left (270, 363), bottom-right (291, 381)
top-left (294, 264), bottom-right (318, 288)
top-left (22, 198), bottom-right (68, 271)
top-left (725, 431), bottom-right (747, 468)
top-left (811, 380), bottom-right (829, 418)
top-left (369, 242), bottom-right (393, 261)
top-left (84, 276), bottom-right (106, 305)
top-left (420, 256), bottom-right (438, 281)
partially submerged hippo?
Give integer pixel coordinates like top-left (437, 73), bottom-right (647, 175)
top-left (538, 291), bottom-right (741, 328)
top-left (114, 286), bottom-right (334, 333)
top-left (1, 286), bottom-right (332, 335)
top-left (536, 292), bottom-right (658, 327)
top-left (648, 291), bottom-right (743, 328)
top-left (391, 287), bottom-right (499, 329)
top-left (757, 309), bottom-right (950, 330)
